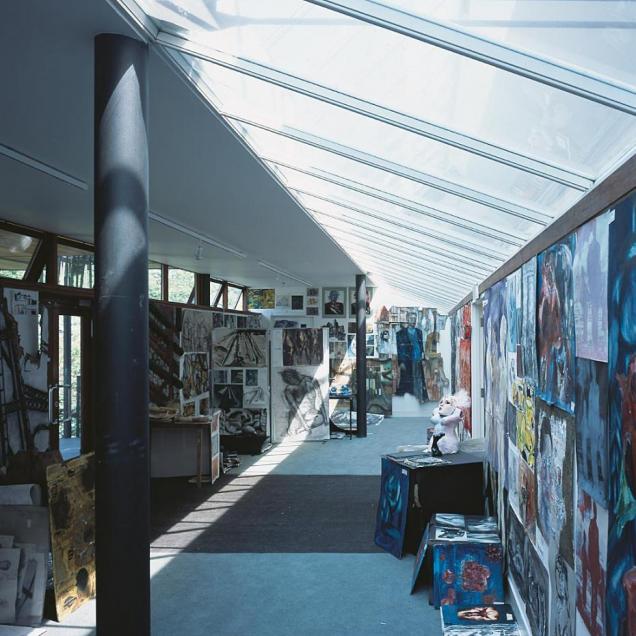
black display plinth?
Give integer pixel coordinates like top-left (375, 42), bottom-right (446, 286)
top-left (221, 434), bottom-right (271, 455)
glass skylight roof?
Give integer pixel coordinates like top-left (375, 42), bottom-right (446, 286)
top-left (120, 0), bottom-right (636, 310)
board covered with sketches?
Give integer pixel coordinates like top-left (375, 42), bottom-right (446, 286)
top-left (271, 328), bottom-right (329, 442)
top-left (212, 328), bottom-right (269, 438)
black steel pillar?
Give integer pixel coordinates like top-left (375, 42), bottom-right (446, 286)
top-left (63, 314), bottom-right (71, 438)
top-left (94, 34), bottom-right (150, 635)
top-left (355, 274), bottom-right (367, 437)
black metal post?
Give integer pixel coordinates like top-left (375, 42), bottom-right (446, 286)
top-left (94, 34), bottom-right (150, 636)
top-left (355, 274), bottom-right (367, 437)
top-left (63, 314), bottom-right (71, 438)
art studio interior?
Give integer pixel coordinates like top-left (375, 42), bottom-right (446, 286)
top-left (0, 1), bottom-right (635, 635)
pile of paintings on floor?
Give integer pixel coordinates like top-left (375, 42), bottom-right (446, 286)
top-left (471, 191), bottom-right (636, 635)
top-left (270, 327), bottom-right (329, 442)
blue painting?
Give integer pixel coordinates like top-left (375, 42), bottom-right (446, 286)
top-left (410, 525), bottom-right (430, 593)
top-left (537, 235), bottom-right (576, 413)
top-left (607, 194), bottom-right (636, 636)
top-left (374, 457), bottom-right (409, 559)
top-left (575, 358), bottom-right (609, 507)
top-left (432, 541), bottom-right (504, 608)
top-left (521, 257), bottom-right (538, 382)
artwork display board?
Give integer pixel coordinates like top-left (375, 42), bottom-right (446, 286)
top-left (374, 457), bottom-right (410, 559)
top-left (271, 328), bottom-right (329, 442)
top-left (441, 603), bottom-right (521, 635)
top-left (212, 329), bottom-right (269, 438)
top-left (47, 454), bottom-right (96, 620)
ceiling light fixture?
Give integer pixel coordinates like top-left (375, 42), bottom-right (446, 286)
top-left (149, 211), bottom-right (247, 258)
top-left (257, 260), bottom-right (312, 287)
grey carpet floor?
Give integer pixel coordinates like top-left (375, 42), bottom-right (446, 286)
top-left (45, 415), bottom-right (443, 635)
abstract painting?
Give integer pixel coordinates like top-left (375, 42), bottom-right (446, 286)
top-left (515, 380), bottom-right (535, 467)
top-left (213, 329), bottom-right (267, 368)
top-left (505, 269), bottom-right (521, 356)
top-left (180, 352), bottom-right (209, 416)
top-left (323, 287), bottom-right (346, 317)
top-left (573, 211), bottom-right (609, 362)
top-left (575, 489), bottom-right (607, 636)
top-left (537, 235), bottom-right (576, 413)
top-left (374, 457), bottom-right (409, 559)
top-left (432, 541), bottom-right (504, 608)
top-left (519, 457), bottom-right (536, 539)
top-left (47, 453), bottom-right (96, 620)
top-left (525, 538), bottom-right (550, 636)
top-left (575, 358), bottom-right (609, 507)
top-left (213, 384), bottom-right (243, 411)
top-left (535, 399), bottom-right (574, 565)
top-left (247, 288), bottom-right (275, 309)
top-left (410, 526), bottom-right (430, 593)
top-left (180, 308), bottom-right (214, 352)
top-left (521, 257), bottom-right (538, 382)
top-left (607, 194), bottom-right (636, 636)
top-left (291, 295), bottom-right (304, 311)
top-left (282, 328), bottom-right (324, 366)
top-left (457, 304), bottom-right (472, 435)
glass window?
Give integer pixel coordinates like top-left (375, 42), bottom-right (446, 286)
top-left (149, 261), bottom-right (163, 300)
top-left (0, 228), bottom-right (39, 280)
top-left (168, 267), bottom-right (195, 304)
top-left (227, 285), bottom-right (244, 310)
top-left (58, 244), bottom-right (94, 288)
top-left (210, 280), bottom-right (223, 305)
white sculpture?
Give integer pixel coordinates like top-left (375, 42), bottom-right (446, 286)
top-left (428, 391), bottom-right (471, 455)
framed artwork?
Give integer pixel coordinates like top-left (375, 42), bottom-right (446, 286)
top-left (247, 288), bottom-right (275, 310)
top-left (322, 287), bottom-right (347, 317)
top-left (349, 286), bottom-right (374, 317)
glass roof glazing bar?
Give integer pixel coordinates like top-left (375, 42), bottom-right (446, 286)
top-left (226, 113), bottom-right (549, 224)
top-left (291, 187), bottom-right (524, 247)
top-left (316, 215), bottom-right (495, 272)
top-left (277, 161), bottom-right (547, 229)
top-left (309, 207), bottom-right (508, 263)
top-left (305, 0), bottom-right (636, 115)
top-left (344, 246), bottom-right (477, 287)
top-left (317, 221), bottom-right (492, 276)
top-left (156, 32), bottom-right (593, 190)
top-left (372, 276), bottom-right (460, 305)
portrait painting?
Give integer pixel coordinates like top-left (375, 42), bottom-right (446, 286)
top-left (322, 287), bottom-right (346, 317)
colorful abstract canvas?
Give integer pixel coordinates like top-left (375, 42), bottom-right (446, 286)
top-left (574, 211), bottom-right (609, 362)
top-left (432, 541), bottom-right (504, 608)
top-left (535, 399), bottom-right (574, 566)
top-left (607, 195), bottom-right (636, 636)
top-left (575, 358), bottom-right (609, 507)
top-left (537, 236), bottom-right (576, 413)
top-left (374, 457), bottom-right (410, 559)
top-left (575, 489), bottom-right (607, 636)
top-left (247, 288), bottom-right (275, 309)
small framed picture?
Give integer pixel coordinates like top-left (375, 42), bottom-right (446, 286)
top-left (349, 287), bottom-right (375, 317)
top-left (323, 287), bottom-right (347, 317)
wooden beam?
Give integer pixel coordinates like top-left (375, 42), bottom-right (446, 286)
top-left (161, 263), bottom-right (169, 301)
top-left (44, 234), bottom-right (58, 286)
top-left (221, 282), bottom-right (228, 311)
top-left (195, 274), bottom-right (210, 306)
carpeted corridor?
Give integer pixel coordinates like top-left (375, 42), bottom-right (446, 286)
top-left (45, 416), bottom-right (443, 635)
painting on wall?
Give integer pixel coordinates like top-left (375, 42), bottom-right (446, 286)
top-left (212, 329), bottom-right (267, 368)
top-left (549, 553), bottom-right (576, 636)
top-left (607, 195), bottom-right (636, 636)
top-left (395, 310), bottom-right (427, 403)
top-left (180, 353), bottom-right (210, 416)
top-left (180, 308), bottom-right (214, 352)
top-left (374, 457), bottom-right (409, 559)
top-left (247, 288), bottom-right (275, 310)
top-left (521, 257), bottom-right (538, 382)
top-left (484, 280), bottom-right (507, 472)
top-left (536, 236), bottom-right (576, 414)
top-left (221, 408), bottom-right (267, 436)
top-left (515, 380), bottom-right (535, 468)
top-left (322, 287), bottom-right (347, 317)
top-left (525, 538), bottom-right (550, 636)
top-left (507, 506), bottom-right (527, 598)
top-left (519, 457), bottom-right (537, 540)
top-left (535, 399), bottom-right (574, 566)
top-left (348, 286), bottom-right (374, 317)
top-left (575, 358), bottom-right (609, 507)
top-left (282, 328), bottom-right (324, 366)
top-left (573, 211), bottom-right (609, 362)
top-left (575, 489), bottom-right (608, 636)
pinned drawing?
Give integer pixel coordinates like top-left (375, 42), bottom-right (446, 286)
top-left (573, 212), bottom-right (609, 362)
top-left (537, 236), bottom-right (576, 413)
top-left (213, 329), bottom-right (267, 368)
top-left (180, 308), bottom-right (214, 352)
top-left (282, 328), bottom-right (324, 366)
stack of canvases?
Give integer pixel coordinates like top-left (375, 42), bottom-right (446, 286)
top-left (480, 191), bottom-right (636, 635)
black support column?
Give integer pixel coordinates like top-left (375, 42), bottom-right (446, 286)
top-left (94, 34), bottom-right (150, 635)
top-left (355, 274), bottom-right (367, 437)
